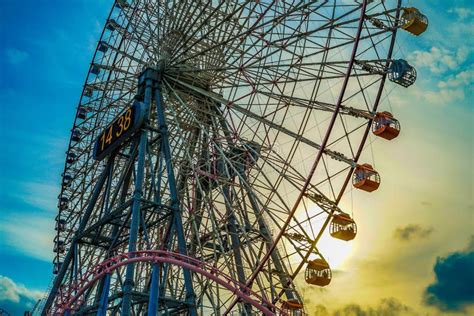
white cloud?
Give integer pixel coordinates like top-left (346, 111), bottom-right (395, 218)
top-left (16, 181), bottom-right (60, 212)
top-left (449, 7), bottom-right (474, 20)
top-left (411, 46), bottom-right (470, 74)
top-left (4, 48), bottom-right (29, 65)
top-left (438, 68), bottom-right (474, 89)
top-left (390, 83), bottom-right (466, 108)
top-left (406, 45), bottom-right (472, 105)
top-left (0, 275), bottom-right (43, 304)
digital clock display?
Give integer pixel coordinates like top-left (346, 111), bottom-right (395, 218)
top-left (93, 103), bottom-right (145, 160)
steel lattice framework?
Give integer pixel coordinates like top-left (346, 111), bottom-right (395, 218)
top-left (40, 0), bottom-right (427, 315)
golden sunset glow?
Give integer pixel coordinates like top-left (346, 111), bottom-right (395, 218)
top-left (317, 232), bottom-right (355, 270)
top-left (0, 1), bottom-right (472, 316)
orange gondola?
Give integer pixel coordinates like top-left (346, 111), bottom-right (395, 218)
top-left (330, 213), bottom-right (357, 241)
top-left (305, 259), bottom-right (331, 286)
top-left (372, 111), bottom-right (400, 140)
top-left (401, 8), bottom-right (428, 36)
top-left (352, 164), bottom-right (380, 192)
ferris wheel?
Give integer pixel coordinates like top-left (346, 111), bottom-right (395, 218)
top-left (42, 0), bottom-right (428, 315)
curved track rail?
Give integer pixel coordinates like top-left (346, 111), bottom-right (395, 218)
top-left (53, 250), bottom-right (281, 315)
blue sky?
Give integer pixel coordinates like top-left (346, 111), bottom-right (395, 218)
top-left (0, 0), bottom-right (472, 315)
top-left (0, 1), bottom-right (111, 313)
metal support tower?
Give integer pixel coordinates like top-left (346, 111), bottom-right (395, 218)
top-left (44, 67), bottom-right (198, 315)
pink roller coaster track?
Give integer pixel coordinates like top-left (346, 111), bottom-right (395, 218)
top-left (52, 250), bottom-right (282, 315)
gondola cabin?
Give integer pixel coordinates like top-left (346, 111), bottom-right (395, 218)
top-left (53, 236), bottom-right (65, 254)
top-left (372, 112), bottom-right (400, 140)
top-left (58, 197), bottom-right (69, 211)
top-left (353, 164), bottom-right (380, 192)
top-left (55, 217), bottom-right (67, 231)
top-left (53, 259), bottom-right (63, 275)
top-left (330, 213), bottom-right (357, 241)
top-left (388, 59), bottom-right (417, 87)
top-left (77, 106), bottom-right (88, 120)
top-left (62, 174), bottom-right (73, 187)
top-left (401, 8), bottom-right (428, 36)
top-left (66, 152), bottom-right (77, 164)
top-left (305, 259), bottom-right (331, 286)
top-left (71, 129), bottom-right (82, 142)
top-left (281, 299), bottom-right (305, 316)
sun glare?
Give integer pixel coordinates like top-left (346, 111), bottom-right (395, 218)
top-left (317, 231), bottom-right (355, 270)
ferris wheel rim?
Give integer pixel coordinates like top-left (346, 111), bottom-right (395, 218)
top-left (48, 0), bottom-right (413, 313)
top-left (269, 0), bottom-right (405, 303)
top-left (221, 1), bottom-right (381, 311)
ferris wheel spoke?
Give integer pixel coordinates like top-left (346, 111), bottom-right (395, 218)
top-left (106, 13), bottom-right (157, 61)
top-left (119, 2), bottom-right (161, 52)
top-left (202, 1), bottom-right (306, 72)
top-left (212, 117), bottom-right (310, 300)
top-left (167, 0), bottom-right (230, 60)
top-left (164, 76), bottom-right (330, 157)
top-left (100, 38), bottom-right (149, 66)
top-left (45, 0), bottom-right (428, 313)
top-left (161, 94), bottom-right (250, 286)
top-left (169, 0), bottom-right (258, 65)
top-left (163, 79), bottom-right (302, 296)
top-left (172, 0), bottom-right (319, 68)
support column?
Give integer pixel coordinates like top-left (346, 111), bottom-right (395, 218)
top-left (222, 186), bottom-right (253, 315)
top-left (155, 85), bottom-right (198, 316)
top-left (120, 76), bottom-right (152, 316)
top-left (42, 158), bottom-right (114, 315)
top-left (147, 264), bottom-right (160, 316)
top-left (97, 273), bottom-right (111, 316)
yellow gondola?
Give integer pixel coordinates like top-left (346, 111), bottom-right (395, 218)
top-left (401, 8), bottom-right (428, 36)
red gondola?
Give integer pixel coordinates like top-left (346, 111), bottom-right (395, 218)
top-left (372, 112), bottom-right (400, 140)
top-left (352, 164), bottom-right (380, 192)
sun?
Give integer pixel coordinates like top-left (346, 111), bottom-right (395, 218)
top-left (317, 231), bottom-right (355, 270)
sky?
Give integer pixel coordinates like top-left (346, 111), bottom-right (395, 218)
top-left (0, 0), bottom-right (472, 315)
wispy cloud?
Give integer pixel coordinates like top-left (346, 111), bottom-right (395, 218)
top-left (333, 298), bottom-right (419, 316)
top-left (0, 211), bottom-right (54, 262)
top-left (310, 298), bottom-right (420, 316)
top-left (16, 181), bottom-right (60, 212)
top-left (4, 48), bottom-right (29, 65)
top-left (438, 67), bottom-right (474, 89)
top-left (392, 44), bottom-right (472, 107)
top-left (394, 224), bottom-right (434, 242)
top-left (0, 275), bottom-right (43, 303)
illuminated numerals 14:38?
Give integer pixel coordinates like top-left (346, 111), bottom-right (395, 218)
top-left (99, 108), bottom-right (132, 151)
